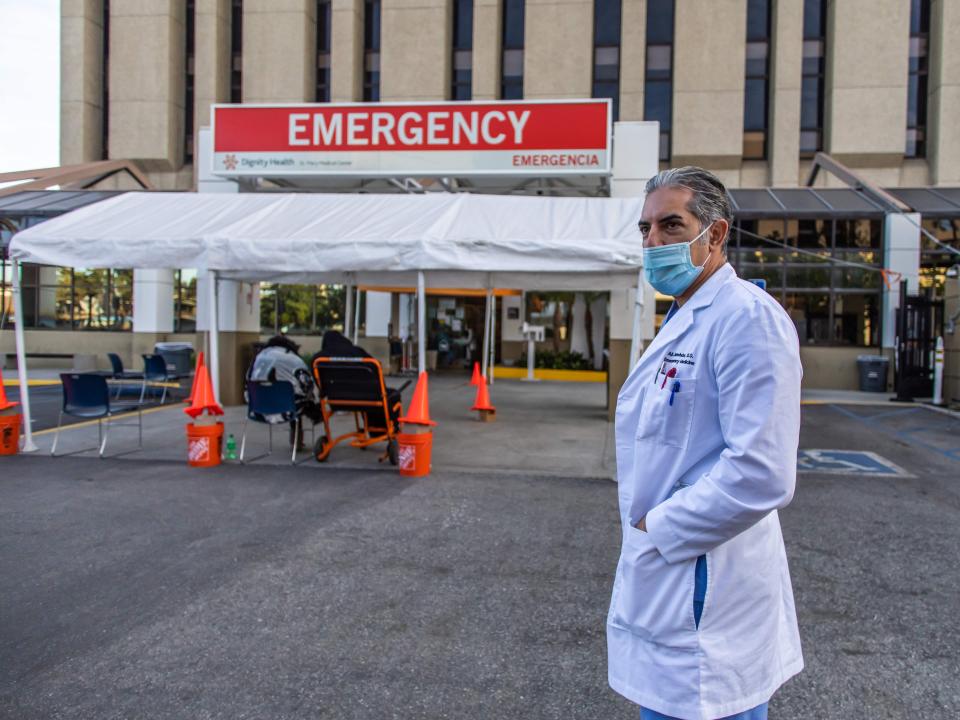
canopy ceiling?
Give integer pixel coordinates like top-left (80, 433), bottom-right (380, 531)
top-left (9, 191), bottom-right (646, 290)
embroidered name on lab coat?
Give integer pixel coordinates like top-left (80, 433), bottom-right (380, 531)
top-left (666, 351), bottom-right (695, 367)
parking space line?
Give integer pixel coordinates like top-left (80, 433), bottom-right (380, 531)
top-left (860, 407), bottom-right (924, 422)
top-left (828, 404), bottom-right (960, 462)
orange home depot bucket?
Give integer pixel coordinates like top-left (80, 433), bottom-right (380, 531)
top-left (0, 414), bottom-right (21, 455)
top-left (185, 422), bottom-right (224, 467)
top-left (397, 431), bottom-right (432, 477)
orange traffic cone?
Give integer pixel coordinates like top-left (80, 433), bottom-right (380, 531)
top-left (398, 371), bottom-right (437, 427)
top-left (0, 368), bottom-right (19, 412)
top-left (185, 351), bottom-right (205, 405)
top-left (184, 363), bottom-right (224, 419)
top-left (471, 376), bottom-right (496, 422)
top-left (469, 362), bottom-right (482, 386)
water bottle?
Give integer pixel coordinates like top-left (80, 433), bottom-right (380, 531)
top-left (224, 433), bottom-right (237, 461)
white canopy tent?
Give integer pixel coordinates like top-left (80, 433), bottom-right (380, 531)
top-left (9, 191), bottom-right (647, 452)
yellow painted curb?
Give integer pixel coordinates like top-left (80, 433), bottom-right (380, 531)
top-left (32, 402), bottom-right (184, 436)
top-left (2, 379), bottom-right (60, 387)
top-left (2, 379), bottom-right (179, 388)
top-left (493, 366), bottom-right (607, 383)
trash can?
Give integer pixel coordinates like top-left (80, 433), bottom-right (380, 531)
top-left (154, 342), bottom-right (194, 378)
top-left (856, 355), bottom-right (889, 392)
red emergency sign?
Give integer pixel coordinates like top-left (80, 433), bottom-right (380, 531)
top-left (211, 100), bottom-right (611, 177)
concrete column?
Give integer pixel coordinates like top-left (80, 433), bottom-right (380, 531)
top-left (881, 213), bottom-right (921, 350)
top-left (768, 0), bottom-right (802, 186)
top-left (133, 270), bottom-right (175, 333)
top-left (242, 0), bottom-right (316, 102)
top-left (569, 293), bottom-right (589, 356)
top-left (381, 0), bottom-right (451, 101)
top-left (670, 0), bottom-right (746, 177)
top-left (108, 1), bottom-right (185, 171)
top-left (365, 291), bottom-right (391, 337)
top-left (61, 0), bottom-right (105, 164)
top-left (197, 273), bottom-right (261, 405)
top-left (472, 0), bottom-right (502, 100)
top-left (619, 0), bottom-right (646, 121)
top-left (331, 0), bottom-right (364, 101)
top-left (589, 295), bottom-right (607, 371)
top-left (523, 0), bottom-right (592, 99)
top-left (194, 0), bottom-right (231, 159)
top-left (825, 0), bottom-right (910, 168)
top-left (399, 293), bottom-right (413, 340)
top-left (928, 0), bottom-right (960, 185)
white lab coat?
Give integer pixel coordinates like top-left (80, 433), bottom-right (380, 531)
top-left (607, 263), bottom-right (803, 719)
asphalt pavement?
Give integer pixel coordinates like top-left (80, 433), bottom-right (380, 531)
top-left (1, 402), bottom-right (958, 719)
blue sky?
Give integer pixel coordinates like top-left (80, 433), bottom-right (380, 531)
top-left (0, 0), bottom-right (60, 173)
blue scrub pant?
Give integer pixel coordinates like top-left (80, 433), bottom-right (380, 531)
top-left (639, 555), bottom-right (770, 720)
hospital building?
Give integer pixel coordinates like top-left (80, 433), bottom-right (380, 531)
top-left (2, 0), bottom-right (959, 408)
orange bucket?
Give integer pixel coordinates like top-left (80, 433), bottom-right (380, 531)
top-left (185, 422), bottom-right (224, 467)
top-left (397, 431), bottom-right (432, 477)
top-left (0, 414), bottom-right (20, 456)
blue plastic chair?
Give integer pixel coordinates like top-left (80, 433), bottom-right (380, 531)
top-left (240, 380), bottom-right (311, 464)
top-left (139, 354), bottom-right (171, 404)
top-left (51, 373), bottom-right (143, 458)
top-left (107, 352), bottom-right (143, 398)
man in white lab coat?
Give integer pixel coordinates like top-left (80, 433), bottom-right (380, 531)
top-left (607, 167), bottom-right (803, 720)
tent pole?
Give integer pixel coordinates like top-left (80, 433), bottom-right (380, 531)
top-left (208, 270), bottom-right (221, 403)
top-left (417, 271), bottom-right (426, 375)
top-left (488, 291), bottom-right (496, 385)
top-left (481, 287), bottom-right (492, 381)
top-left (10, 259), bottom-right (37, 452)
top-left (353, 288), bottom-right (361, 344)
top-left (628, 270), bottom-right (644, 372)
top-left (344, 282), bottom-right (354, 338)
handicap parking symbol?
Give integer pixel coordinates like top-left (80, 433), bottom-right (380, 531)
top-left (797, 450), bottom-right (912, 477)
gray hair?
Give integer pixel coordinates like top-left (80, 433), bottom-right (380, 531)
top-left (644, 166), bottom-right (733, 248)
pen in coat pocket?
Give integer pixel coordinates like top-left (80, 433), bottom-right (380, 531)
top-left (669, 380), bottom-right (681, 406)
top-left (660, 366), bottom-right (677, 390)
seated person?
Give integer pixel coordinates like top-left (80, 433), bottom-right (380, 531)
top-left (247, 334), bottom-right (321, 448)
top-left (316, 329), bottom-right (371, 359)
top-left (313, 330), bottom-right (404, 428)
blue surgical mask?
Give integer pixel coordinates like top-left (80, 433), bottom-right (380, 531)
top-left (642, 223), bottom-right (712, 296)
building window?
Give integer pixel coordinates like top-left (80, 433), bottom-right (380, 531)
top-left (729, 217), bottom-right (883, 347)
top-left (919, 218), bottom-right (960, 300)
top-left (316, 0), bottom-right (332, 102)
top-left (184, 0), bottom-right (196, 164)
top-left (0, 260), bottom-right (133, 332)
top-left (363, 0), bottom-right (381, 101)
top-left (592, 0), bottom-right (622, 121)
top-left (174, 270), bottom-right (197, 332)
top-left (261, 284), bottom-right (346, 334)
top-left (500, 0), bottom-right (524, 100)
top-left (743, 0), bottom-right (770, 160)
top-left (101, 0), bottom-right (110, 159)
top-left (451, 0), bottom-right (473, 100)
top-left (906, 0), bottom-right (930, 158)
top-left (800, 0), bottom-right (826, 157)
top-left (644, 0), bottom-right (674, 161)
top-left (230, 0), bottom-right (243, 103)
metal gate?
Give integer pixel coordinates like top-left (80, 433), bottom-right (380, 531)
top-left (894, 281), bottom-right (944, 401)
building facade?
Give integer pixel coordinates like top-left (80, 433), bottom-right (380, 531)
top-left (4, 0), bottom-right (953, 399)
top-left (60, 0), bottom-right (960, 190)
